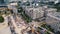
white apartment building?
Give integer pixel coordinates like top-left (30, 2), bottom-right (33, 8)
top-left (43, 6), bottom-right (57, 14)
top-left (24, 6), bottom-right (44, 19)
top-left (42, 6), bottom-right (57, 17)
top-left (9, 0), bottom-right (21, 2)
top-left (24, 6), bottom-right (57, 19)
top-left (45, 8), bottom-right (57, 13)
top-left (8, 2), bottom-right (18, 14)
top-left (44, 8), bottom-right (57, 17)
top-left (46, 12), bottom-right (60, 32)
top-left (21, 0), bottom-right (29, 2)
top-left (48, 0), bottom-right (57, 2)
top-left (20, 0), bottom-right (33, 2)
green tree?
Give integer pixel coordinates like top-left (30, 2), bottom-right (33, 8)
top-left (0, 16), bottom-right (4, 23)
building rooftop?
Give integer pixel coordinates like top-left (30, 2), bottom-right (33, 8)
top-left (46, 8), bottom-right (57, 11)
top-left (47, 12), bottom-right (60, 20)
top-left (25, 6), bottom-right (43, 12)
top-left (53, 12), bottom-right (60, 18)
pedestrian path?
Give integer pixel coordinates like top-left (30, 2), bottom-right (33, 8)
top-left (0, 15), bottom-right (11, 34)
top-left (0, 15), bottom-right (8, 30)
top-left (0, 27), bottom-right (11, 34)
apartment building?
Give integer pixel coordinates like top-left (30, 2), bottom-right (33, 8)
top-left (46, 12), bottom-right (60, 32)
top-left (9, 0), bottom-right (21, 2)
top-left (43, 6), bottom-right (57, 13)
top-left (42, 6), bottom-right (57, 17)
top-left (8, 2), bottom-right (18, 14)
top-left (24, 5), bottom-right (57, 19)
top-left (24, 6), bottom-right (44, 19)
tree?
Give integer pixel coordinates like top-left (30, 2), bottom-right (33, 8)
top-left (45, 31), bottom-right (50, 34)
top-left (0, 16), bottom-right (4, 23)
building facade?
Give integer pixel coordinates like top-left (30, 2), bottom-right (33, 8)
top-left (8, 2), bottom-right (18, 14)
top-left (24, 6), bottom-right (57, 20)
top-left (24, 6), bottom-right (44, 19)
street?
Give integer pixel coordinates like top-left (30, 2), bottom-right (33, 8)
top-left (7, 14), bottom-right (28, 34)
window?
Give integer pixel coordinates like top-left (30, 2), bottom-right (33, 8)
top-left (30, 10), bottom-right (33, 13)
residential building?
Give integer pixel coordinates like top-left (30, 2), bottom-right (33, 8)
top-left (45, 8), bottom-right (57, 14)
top-left (24, 6), bottom-right (44, 19)
top-left (8, 2), bottom-right (18, 14)
top-left (54, 0), bottom-right (60, 4)
top-left (21, 0), bottom-right (34, 2)
top-left (40, 0), bottom-right (57, 2)
top-left (24, 5), bottom-right (57, 20)
top-left (0, 0), bottom-right (9, 6)
top-left (9, 0), bottom-right (21, 2)
top-left (46, 8), bottom-right (57, 16)
top-left (0, 0), bottom-right (9, 4)
top-left (9, 0), bottom-right (33, 2)
top-left (46, 12), bottom-right (60, 32)
top-left (42, 6), bottom-right (57, 17)
top-left (48, 0), bottom-right (54, 1)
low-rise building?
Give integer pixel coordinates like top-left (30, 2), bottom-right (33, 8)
top-left (46, 12), bottom-right (60, 32)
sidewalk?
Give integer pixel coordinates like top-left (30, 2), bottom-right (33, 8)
top-left (0, 27), bottom-right (11, 34)
top-left (10, 16), bottom-right (21, 34)
top-left (0, 15), bottom-right (8, 30)
top-left (10, 14), bottom-right (29, 34)
top-left (0, 15), bottom-right (11, 34)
